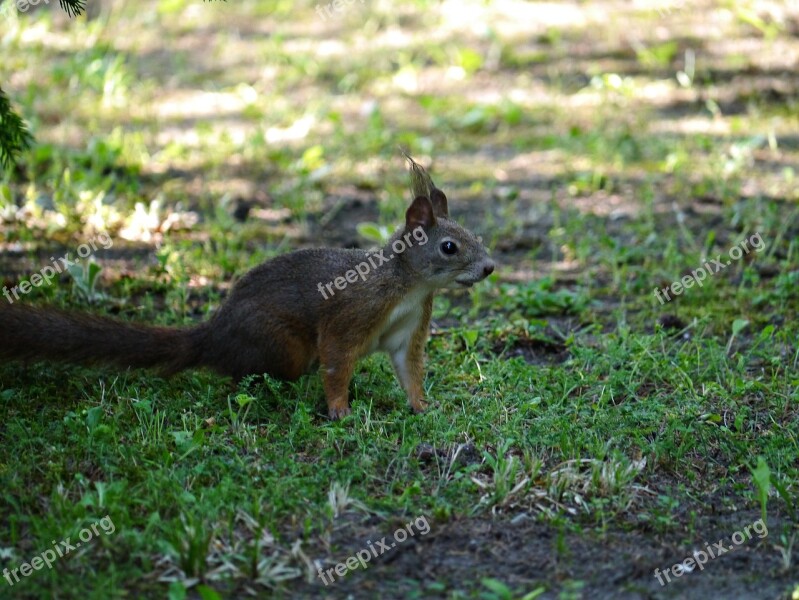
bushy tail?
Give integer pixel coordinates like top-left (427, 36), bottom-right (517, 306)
top-left (0, 304), bottom-right (207, 375)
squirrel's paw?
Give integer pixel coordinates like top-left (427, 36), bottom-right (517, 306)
top-left (328, 405), bottom-right (352, 420)
top-left (410, 399), bottom-right (430, 413)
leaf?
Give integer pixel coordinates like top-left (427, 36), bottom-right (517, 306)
top-left (481, 578), bottom-right (513, 598)
top-left (87, 261), bottom-right (102, 287)
top-left (457, 48), bottom-right (483, 74)
top-left (769, 476), bottom-right (796, 520)
top-left (750, 457), bottom-right (771, 525)
top-left (676, 71), bottom-right (692, 87)
top-left (727, 318), bottom-right (750, 354)
top-left (196, 585), bottom-right (222, 600)
top-left (520, 588), bottom-right (548, 600)
top-left (699, 413), bottom-right (722, 424)
top-left (732, 319), bottom-right (749, 336)
top-left (733, 412), bottom-right (745, 432)
top-left (356, 222), bottom-right (391, 245)
top-left (167, 581), bottom-right (187, 600)
top-left (67, 260), bottom-right (106, 303)
top-left (236, 393), bottom-right (254, 409)
top-left (86, 406), bottom-right (103, 432)
top-left (458, 106), bottom-right (489, 131)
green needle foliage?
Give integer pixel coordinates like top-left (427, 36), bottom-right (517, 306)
top-left (0, 87), bottom-right (33, 173)
top-left (1, 0), bottom-right (86, 174)
top-left (58, 0), bottom-right (86, 17)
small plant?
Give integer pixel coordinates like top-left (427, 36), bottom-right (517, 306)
top-left (499, 277), bottom-right (589, 316)
top-left (776, 532), bottom-right (795, 571)
top-left (726, 318), bottom-right (749, 355)
top-left (132, 400), bottom-right (167, 446)
top-left (67, 260), bottom-right (107, 304)
top-left (750, 457), bottom-right (771, 526)
top-left (480, 578), bottom-right (546, 600)
top-left (168, 513), bottom-right (215, 579)
top-left (471, 440), bottom-right (539, 512)
top-left (357, 221), bottom-right (392, 245)
top-left (227, 393), bottom-right (255, 431)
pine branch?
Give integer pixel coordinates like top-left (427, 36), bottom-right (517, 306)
top-left (0, 87), bottom-right (33, 174)
top-left (58, 0), bottom-right (86, 17)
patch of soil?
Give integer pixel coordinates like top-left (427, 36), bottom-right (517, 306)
top-left (493, 336), bottom-right (570, 366)
top-left (307, 191), bottom-right (384, 250)
top-left (286, 511), bottom-right (796, 599)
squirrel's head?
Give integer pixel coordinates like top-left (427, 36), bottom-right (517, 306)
top-left (395, 156), bottom-right (494, 290)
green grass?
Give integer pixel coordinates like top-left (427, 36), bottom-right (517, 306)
top-left (1, 0), bottom-right (798, 598)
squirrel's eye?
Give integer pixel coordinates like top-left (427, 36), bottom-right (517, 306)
top-left (440, 241), bottom-right (458, 255)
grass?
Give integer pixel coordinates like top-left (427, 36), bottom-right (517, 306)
top-left (1, 0), bottom-right (798, 598)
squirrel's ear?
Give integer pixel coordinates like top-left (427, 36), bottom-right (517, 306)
top-left (430, 188), bottom-right (448, 218)
top-left (406, 196), bottom-right (436, 230)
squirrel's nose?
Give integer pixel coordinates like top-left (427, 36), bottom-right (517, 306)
top-left (483, 262), bottom-right (495, 277)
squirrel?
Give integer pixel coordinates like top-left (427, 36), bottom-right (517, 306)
top-left (0, 156), bottom-right (494, 418)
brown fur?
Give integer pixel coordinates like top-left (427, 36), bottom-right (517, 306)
top-left (0, 158), bottom-right (494, 418)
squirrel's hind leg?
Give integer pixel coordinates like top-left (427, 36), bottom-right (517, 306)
top-left (318, 340), bottom-right (356, 420)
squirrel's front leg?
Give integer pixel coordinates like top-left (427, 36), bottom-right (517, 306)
top-left (390, 344), bottom-right (428, 413)
top-left (390, 296), bottom-right (433, 413)
top-left (319, 340), bottom-right (356, 419)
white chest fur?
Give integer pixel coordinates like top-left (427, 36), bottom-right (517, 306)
top-left (366, 287), bottom-right (430, 356)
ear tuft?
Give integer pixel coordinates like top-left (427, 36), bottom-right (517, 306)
top-left (403, 152), bottom-right (434, 199)
top-left (402, 151), bottom-right (448, 218)
top-left (406, 196), bottom-right (436, 231)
